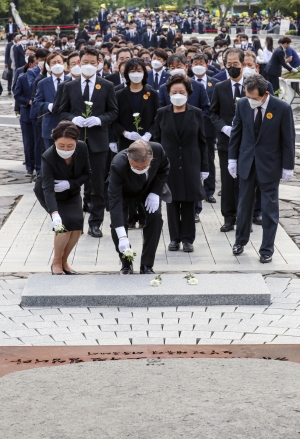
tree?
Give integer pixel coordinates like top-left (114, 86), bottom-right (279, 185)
top-left (204, 0), bottom-right (235, 26)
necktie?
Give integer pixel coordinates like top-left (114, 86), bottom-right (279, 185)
top-left (83, 79), bottom-right (90, 101)
top-left (57, 77), bottom-right (61, 84)
top-left (254, 107), bottom-right (262, 140)
top-left (234, 83), bottom-right (241, 99)
top-left (154, 73), bottom-right (159, 90)
top-left (197, 78), bottom-right (202, 82)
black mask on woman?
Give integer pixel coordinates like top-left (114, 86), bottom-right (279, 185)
top-left (227, 66), bottom-right (241, 79)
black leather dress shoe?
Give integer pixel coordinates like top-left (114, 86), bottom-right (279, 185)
top-left (83, 202), bottom-right (91, 213)
top-left (63, 269), bottom-right (79, 275)
top-left (168, 241), bottom-right (180, 251)
top-left (183, 242), bottom-right (194, 252)
top-left (195, 213), bottom-right (200, 223)
top-left (140, 265), bottom-right (155, 274)
top-left (233, 244), bottom-right (244, 255)
top-left (220, 223), bottom-right (234, 232)
top-left (120, 263), bottom-right (133, 275)
top-left (88, 226), bottom-right (103, 238)
top-left (206, 195), bottom-right (216, 203)
top-left (253, 215), bottom-right (262, 226)
top-left (51, 264), bottom-right (63, 275)
top-left (260, 254), bottom-right (272, 264)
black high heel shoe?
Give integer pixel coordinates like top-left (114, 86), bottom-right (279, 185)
top-left (51, 264), bottom-right (63, 275)
top-left (63, 268), bottom-right (79, 275)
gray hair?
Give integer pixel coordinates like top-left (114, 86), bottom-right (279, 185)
top-left (127, 140), bottom-right (153, 163)
top-left (244, 74), bottom-right (268, 96)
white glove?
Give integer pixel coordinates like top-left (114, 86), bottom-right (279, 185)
top-left (292, 68), bottom-right (298, 73)
top-left (282, 169), bottom-right (293, 183)
top-left (118, 237), bottom-right (130, 253)
top-left (84, 116), bottom-right (101, 127)
top-left (52, 213), bottom-right (62, 228)
top-left (228, 159), bottom-right (237, 179)
top-left (48, 103), bottom-right (53, 112)
top-left (124, 131), bottom-right (142, 141)
top-left (141, 132), bottom-right (152, 141)
top-left (54, 180), bottom-right (70, 192)
top-left (109, 142), bottom-right (118, 153)
top-left (72, 116), bottom-right (86, 127)
top-left (201, 172), bottom-right (209, 180)
top-left (145, 192), bottom-right (159, 214)
top-left (222, 125), bottom-right (232, 137)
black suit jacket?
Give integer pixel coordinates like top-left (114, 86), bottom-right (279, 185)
top-left (105, 72), bottom-right (121, 87)
top-left (52, 77), bottom-right (72, 115)
top-left (41, 140), bottom-right (91, 214)
top-left (5, 41), bottom-right (13, 67)
top-left (14, 44), bottom-right (25, 70)
top-left (195, 76), bottom-right (220, 138)
top-left (210, 79), bottom-right (245, 152)
top-left (265, 46), bottom-right (293, 77)
top-left (76, 29), bottom-right (89, 44)
top-left (59, 76), bottom-right (118, 153)
top-left (108, 142), bottom-right (170, 228)
top-left (142, 32), bottom-right (158, 48)
top-left (154, 104), bottom-right (208, 202)
top-left (113, 84), bottom-right (159, 151)
top-left (228, 96), bottom-right (295, 184)
top-left (5, 23), bottom-right (17, 34)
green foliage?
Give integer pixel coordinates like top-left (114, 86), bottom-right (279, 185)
top-left (258, 0), bottom-right (300, 17)
top-left (285, 30), bottom-right (297, 35)
top-left (205, 0), bottom-right (235, 25)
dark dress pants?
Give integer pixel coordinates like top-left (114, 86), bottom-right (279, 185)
top-left (267, 74), bottom-right (279, 93)
top-left (43, 138), bottom-right (53, 150)
top-left (7, 67), bottom-right (13, 92)
top-left (167, 201), bottom-right (195, 244)
top-left (204, 137), bottom-right (216, 196)
top-left (88, 147), bottom-right (107, 227)
top-left (20, 120), bottom-right (35, 172)
top-left (111, 201), bottom-right (163, 267)
top-left (31, 118), bottom-right (41, 174)
top-left (236, 161), bottom-right (279, 256)
top-left (218, 149), bottom-right (238, 224)
top-left (253, 186), bottom-right (262, 218)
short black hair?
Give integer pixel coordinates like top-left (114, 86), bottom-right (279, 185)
top-left (191, 53), bottom-right (208, 64)
top-left (124, 58), bottom-right (148, 87)
top-left (79, 46), bottom-right (99, 60)
top-left (116, 47), bottom-right (133, 60)
top-left (52, 121), bottom-right (80, 141)
top-left (224, 48), bottom-right (244, 65)
top-left (244, 74), bottom-right (268, 97)
top-left (35, 49), bottom-right (49, 59)
top-left (166, 74), bottom-right (193, 96)
top-left (167, 53), bottom-right (187, 67)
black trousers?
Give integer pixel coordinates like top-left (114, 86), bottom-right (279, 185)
top-left (88, 148), bottom-right (107, 227)
top-left (204, 137), bottom-right (216, 196)
top-left (167, 201), bottom-right (195, 244)
top-left (7, 67), bottom-right (13, 92)
top-left (128, 201), bottom-right (146, 226)
top-left (111, 202), bottom-right (163, 267)
top-left (218, 149), bottom-right (238, 224)
top-left (267, 74), bottom-right (279, 93)
top-left (236, 161), bottom-right (279, 256)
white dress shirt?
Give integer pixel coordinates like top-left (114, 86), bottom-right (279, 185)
top-left (254, 95), bottom-right (270, 120)
top-left (81, 74), bottom-right (96, 101)
top-left (9, 23), bottom-right (13, 33)
top-left (194, 74), bottom-right (207, 88)
top-left (230, 77), bottom-right (244, 98)
top-left (52, 74), bottom-right (64, 91)
top-left (153, 68), bottom-right (163, 84)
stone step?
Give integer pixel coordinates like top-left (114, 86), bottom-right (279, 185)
top-left (21, 273), bottom-right (271, 307)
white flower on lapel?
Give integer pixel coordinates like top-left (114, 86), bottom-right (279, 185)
top-left (133, 112), bottom-right (140, 117)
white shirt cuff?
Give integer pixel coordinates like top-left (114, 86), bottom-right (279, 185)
top-left (116, 226), bottom-right (126, 239)
top-left (228, 159), bottom-right (237, 164)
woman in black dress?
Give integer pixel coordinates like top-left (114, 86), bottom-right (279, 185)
top-left (154, 74), bottom-right (208, 253)
top-left (41, 121), bottom-right (91, 275)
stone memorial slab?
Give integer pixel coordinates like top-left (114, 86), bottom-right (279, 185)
top-left (21, 273), bottom-right (271, 307)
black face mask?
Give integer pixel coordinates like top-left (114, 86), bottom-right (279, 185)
top-left (227, 66), bottom-right (241, 79)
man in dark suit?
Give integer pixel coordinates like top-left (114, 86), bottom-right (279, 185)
top-left (12, 46), bottom-right (37, 92)
top-left (167, 24), bottom-right (180, 48)
top-left (76, 24), bottom-right (90, 43)
top-left (105, 48), bottom-right (132, 87)
top-left (59, 46), bottom-right (118, 238)
top-left (27, 48), bottom-right (49, 87)
top-left (98, 8), bottom-right (108, 34)
top-left (108, 140), bottom-right (170, 274)
top-left (13, 41), bottom-right (26, 70)
top-left (210, 48), bottom-right (245, 232)
top-left (5, 18), bottom-right (17, 42)
top-left (148, 48), bottom-right (170, 91)
top-left (228, 75), bottom-right (295, 263)
top-left (265, 36), bottom-right (297, 92)
top-left (183, 17), bottom-right (194, 34)
top-left (104, 24), bottom-right (118, 42)
top-left (191, 53), bottom-right (219, 206)
top-left (4, 32), bottom-right (19, 95)
top-left (142, 24), bottom-right (158, 49)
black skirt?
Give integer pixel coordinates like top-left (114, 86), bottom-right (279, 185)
top-left (56, 193), bottom-right (84, 231)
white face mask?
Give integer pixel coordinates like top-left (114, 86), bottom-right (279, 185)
top-left (170, 68), bottom-right (186, 76)
top-left (51, 63), bottom-right (64, 75)
top-left (131, 165), bottom-right (150, 175)
top-left (170, 93), bottom-right (188, 106)
top-left (71, 65), bottom-right (81, 76)
top-left (22, 40), bottom-right (28, 45)
top-left (248, 97), bottom-right (264, 109)
top-left (217, 57), bottom-right (223, 63)
top-left (105, 55), bottom-right (111, 61)
top-left (151, 59), bottom-right (163, 70)
top-left (95, 42), bottom-right (102, 47)
top-left (97, 62), bottom-right (104, 71)
top-left (112, 54), bottom-right (117, 62)
top-left (129, 72), bottom-right (144, 83)
top-left (243, 67), bottom-right (257, 79)
top-left (235, 44), bottom-right (242, 49)
top-left (56, 147), bottom-right (75, 159)
top-left (38, 61), bottom-right (44, 69)
top-left (25, 56), bottom-right (29, 63)
top-left (45, 62), bottom-right (51, 72)
top-left (81, 64), bottom-right (97, 77)
top-left (192, 65), bottom-right (206, 76)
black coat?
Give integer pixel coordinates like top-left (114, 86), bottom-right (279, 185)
top-left (210, 79), bottom-right (245, 152)
top-left (113, 84), bottom-right (159, 151)
top-left (105, 72), bottom-right (121, 87)
top-left (154, 104), bottom-right (208, 201)
top-left (142, 32), bottom-right (158, 48)
top-left (265, 45), bottom-right (293, 77)
top-left (59, 76), bottom-right (118, 153)
top-left (107, 142), bottom-right (170, 228)
top-left (41, 140), bottom-right (91, 214)
top-left (52, 77), bottom-right (72, 115)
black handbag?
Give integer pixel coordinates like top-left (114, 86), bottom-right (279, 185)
top-left (33, 175), bottom-right (48, 212)
top-left (2, 69), bottom-right (11, 81)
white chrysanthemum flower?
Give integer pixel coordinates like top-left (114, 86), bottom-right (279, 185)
top-left (133, 112), bottom-right (140, 117)
top-left (123, 248), bottom-right (134, 257)
top-left (84, 101), bottom-right (93, 106)
top-left (54, 223), bottom-right (63, 232)
top-left (187, 278), bottom-right (198, 285)
top-left (150, 279), bottom-right (160, 286)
